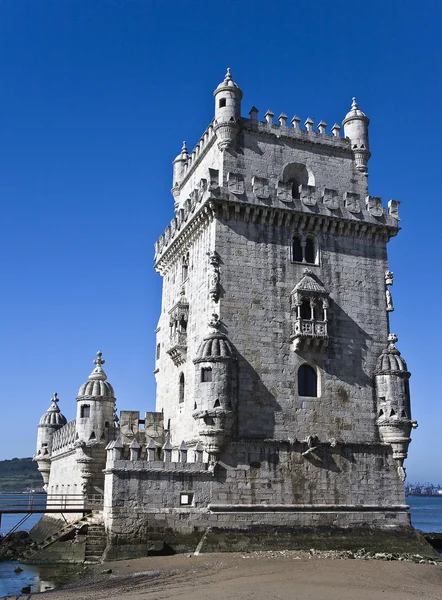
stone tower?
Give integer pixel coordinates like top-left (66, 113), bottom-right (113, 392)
top-left (151, 69), bottom-right (416, 531)
top-left (34, 393), bottom-right (67, 490)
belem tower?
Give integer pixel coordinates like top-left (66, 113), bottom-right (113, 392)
top-left (34, 70), bottom-right (418, 558)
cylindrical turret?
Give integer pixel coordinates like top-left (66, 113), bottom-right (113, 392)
top-left (34, 393), bottom-right (67, 490)
top-left (193, 321), bottom-right (237, 459)
top-left (171, 141), bottom-right (188, 204)
top-left (213, 68), bottom-right (243, 151)
top-left (342, 98), bottom-right (371, 173)
top-left (375, 334), bottom-right (417, 480)
top-left (75, 351), bottom-right (117, 445)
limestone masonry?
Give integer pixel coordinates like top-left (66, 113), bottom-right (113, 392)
top-left (35, 70), bottom-right (418, 558)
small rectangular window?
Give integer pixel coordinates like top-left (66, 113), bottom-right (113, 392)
top-left (180, 492), bottom-right (194, 506)
top-left (219, 98), bottom-right (226, 108)
top-left (201, 367), bottom-right (212, 382)
top-left (81, 405), bottom-right (90, 418)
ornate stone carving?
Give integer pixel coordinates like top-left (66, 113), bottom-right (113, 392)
top-left (207, 251), bottom-right (221, 302)
top-left (385, 270), bottom-right (394, 286)
top-left (252, 176), bottom-right (269, 199)
top-left (322, 188), bottom-right (339, 210)
top-left (228, 172), bottom-right (244, 195)
top-left (366, 195), bottom-right (383, 217)
top-left (290, 269), bottom-right (329, 351)
top-left (344, 192), bottom-right (361, 213)
top-left (386, 288), bottom-right (394, 312)
top-left (299, 184), bottom-right (316, 207)
top-left (276, 180), bottom-right (292, 203)
top-left (167, 288), bottom-right (189, 365)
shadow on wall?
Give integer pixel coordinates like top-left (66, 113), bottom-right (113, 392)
top-left (320, 298), bottom-right (373, 389)
top-left (233, 349), bottom-right (282, 440)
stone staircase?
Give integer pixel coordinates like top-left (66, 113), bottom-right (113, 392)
top-left (84, 517), bottom-right (107, 564)
top-left (22, 512), bottom-right (106, 564)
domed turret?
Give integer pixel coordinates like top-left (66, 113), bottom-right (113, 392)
top-left (213, 68), bottom-right (243, 151)
top-left (192, 315), bottom-right (237, 459)
top-left (342, 97), bottom-right (371, 173)
top-left (34, 393), bottom-right (67, 490)
top-left (75, 351), bottom-right (117, 445)
top-left (171, 141), bottom-right (188, 204)
top-left (375, 334), bottom-right (417, 480)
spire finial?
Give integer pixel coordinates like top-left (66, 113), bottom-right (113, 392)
top-left (94, 351), bottom-right (105, 367)
top-left (225, 67), bottom-right (232, 81)
top-left (51, 392), bottom-right (59, 404)
top-left (351, 97), bottom-right (358, 110)
top-left (388, 333), bottom-right (398, 345)
top-left (89, 351), bottom-right (108, 381)
top-left (181, 141), bottom-right (188, 154)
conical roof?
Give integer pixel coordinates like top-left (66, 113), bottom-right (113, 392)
top-left (293, 269), bottom-right (327, 294)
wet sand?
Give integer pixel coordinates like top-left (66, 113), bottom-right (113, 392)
top-left (38, 551), bottom-right (442, 600)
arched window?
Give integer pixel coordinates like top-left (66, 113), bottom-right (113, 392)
top-left (298, 364), bottom-right (317, 397)
top-left (304, 238), bottom-right (316, 264)
top-left (300, 299), bottom-right (311, 319)
top-left (179, 373), bottom-right (185, 403)
top-left (292, 236), bottom-right (303, 262)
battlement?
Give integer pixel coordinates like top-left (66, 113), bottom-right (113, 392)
top-left (106, 437), bottom-right (207, 467)
top-left (52, 419), bottom-right (76, 455)
top-left (243, 108), bottom-right (349, 147)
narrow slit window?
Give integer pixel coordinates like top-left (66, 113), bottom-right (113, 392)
top-left (179, 373), bottom-right (185, 403)
top-left (292, 236), bottom-right (303, 262)
top-left (305, 238), bottom-right (315, 264)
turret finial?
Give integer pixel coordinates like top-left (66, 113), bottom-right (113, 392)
top-left (181, 141), bottom-right (188, 154)
top-left (351, 97), bottom-right (358, 110)
top-left (51, 392), bottom-right (59, 405)
top-left (94, 351), bottom-right (105, 367)
top-left (225, 67), bottom-right (232, 81)
top-left (89, 351), bottom-right (108, 381)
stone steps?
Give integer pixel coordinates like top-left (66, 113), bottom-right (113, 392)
top-left (84, 521), bottom-right (107, 564)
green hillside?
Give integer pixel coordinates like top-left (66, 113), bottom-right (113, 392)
top-left (0, 457), bottom-right (42, 492)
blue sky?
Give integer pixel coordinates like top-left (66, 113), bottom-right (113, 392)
top-left (0, 0), bottom-right (441, 483)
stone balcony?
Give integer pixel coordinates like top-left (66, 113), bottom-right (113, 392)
top-left (291, 318), bottom-right (328, 351)
top-left (166, 331), bottom-right (187, 365)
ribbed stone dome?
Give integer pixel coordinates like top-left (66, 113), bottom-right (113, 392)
top-left (214, 68), bottom-right (242, 94)
top-left (77, 351), bottom-right (116, 399)
top-left (194, 332), bottom-right (233, 363)
top-left (375, 334), bottom-right (409, 374)
top-left (39, 393), bottom-right (67, 427)
top-left (343, 97), bottom-right (369, 123)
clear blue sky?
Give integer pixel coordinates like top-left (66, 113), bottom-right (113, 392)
top-left (1, 0), bottom-right (440, 483)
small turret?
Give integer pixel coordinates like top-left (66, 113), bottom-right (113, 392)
top-left (375, 334), bottom-right (417, 480)
top-left (342, 97), bottom-right (371, 173)
top-left (213, 68), bottom-right (243, 151)
top-left (75, 351), bottom-right (117, 445)
top-left (34, 393), bottom-right (67, 490)
top-left (192, 315), bottom-right (237, 460)
top-left (171, 141), bottom-right (188, 205)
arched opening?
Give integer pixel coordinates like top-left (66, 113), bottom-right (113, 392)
top-left (289, 179), bottom-right (300, 199)
top-left (298, 364), bottom-right (318, 397)
top-left (304, 237), bottom-right (316, 264)
top-left (300, 299), bottom-right (311, 320)
top-left (314, 302), bottom-right (324, 321)
top-left (292, 236), bottom-right (303, 262)
top-left (179, 373), bottom-right (185, 403)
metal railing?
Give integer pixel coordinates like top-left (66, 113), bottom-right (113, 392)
top-left (0, 493), bottom-right (103, 514)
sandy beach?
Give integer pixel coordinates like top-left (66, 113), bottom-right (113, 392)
top-left (37, 551), bottom-right (442, 600)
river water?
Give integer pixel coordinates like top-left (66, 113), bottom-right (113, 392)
top-left (1, 495), bottom-right (442, 597)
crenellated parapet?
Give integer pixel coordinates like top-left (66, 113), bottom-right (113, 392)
top-left (51, 419), bottom-right (76, 455)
